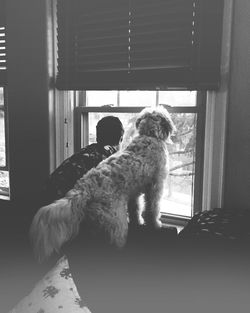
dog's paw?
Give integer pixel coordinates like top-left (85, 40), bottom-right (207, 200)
top-left (153, 219), bottom-right (162, 229)
top-left (138, 215), bottom-right (146, 226)
top-left (156, 219), bottom-right (162, 228)
top-left (145, 218), bottom-right (162, 229)
top-left (129, 215), bottom-right (145, 228)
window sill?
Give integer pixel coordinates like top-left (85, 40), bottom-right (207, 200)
top-left (0, 195), bottom-right (10, 200)
top-left (161, 214), bottom-right (190, 233)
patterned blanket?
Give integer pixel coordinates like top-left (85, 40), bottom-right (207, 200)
top-left (8, 256), bottom-right (91, 313)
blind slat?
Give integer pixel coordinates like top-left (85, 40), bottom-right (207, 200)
top-left (74, 58), bottom-right (128, 68)
top-left (73, 53), bottom-right (128, 63)
top-left (75, 45), bottom-right (128, 55)
top-left (129, 28), bottom-right (192, 42)
top-left (77, 15), bottom-right (128, 26)
top-left (130, 47), bottom-right (191, 60)
top-left (130, 18), bottom-right (192, 31)
top-left (76, 45), bottom-right (190, 61)
top-left (131, 3), bottom-right (192, 18)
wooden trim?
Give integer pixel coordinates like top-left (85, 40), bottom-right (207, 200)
top-left (82, 113), bottom-right (89, 147)
top-left (47, 0), bottom-right (57, 173)
top-left (76, 106), bottom-right (198, 113)
top-left (74, 107), bottom-right (83, 153)
top-left (202, 0), bottom-right (233, 211)
top-left (193, 91), bottom-right (206, 214)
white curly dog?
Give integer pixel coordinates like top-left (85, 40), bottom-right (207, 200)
top-left (30, 106), bottom-right (175, 262)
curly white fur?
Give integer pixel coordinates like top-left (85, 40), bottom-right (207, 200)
top-left (30, 106), bottom-right (175, 262)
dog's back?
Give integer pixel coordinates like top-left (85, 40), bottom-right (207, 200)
top-left (74, 134), bottom-right (168, 201)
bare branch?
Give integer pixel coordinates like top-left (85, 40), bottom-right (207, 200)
top-left (169, 161), bottom-right (194, 172)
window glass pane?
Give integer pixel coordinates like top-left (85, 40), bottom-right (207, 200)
top-left (0, 170), bottom-right (9, 195)
top-left (86, 90), bottom-right (197, 107)
top-left (160, 113), bottom-right (196, 217)
top-left (119, 91), bottom-right (156, 107)
top-left (0, 87), bottom-right (4, 106)
top-left (86, 91), bottom-right (118, 106)
top-left (0, 110), bottom-right (6, 167)
top-left (159, 91), bottom-right (197, 107)
top-left (88, 111), bottom-right (196, 217)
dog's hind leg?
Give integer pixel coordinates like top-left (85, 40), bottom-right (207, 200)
top-left (128, 196), bottom-right (145, 227)
top-left (87, 199), bottom-right (129, 249)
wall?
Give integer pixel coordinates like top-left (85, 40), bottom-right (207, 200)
top-left (223, 0), bottom-right (250, 210)
top-left (0, 1), bottom-right (51, 241)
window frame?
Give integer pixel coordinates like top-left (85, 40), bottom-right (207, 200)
top-left (0, 85), bottom-right (10, 199)
top-left (73, 90), bottom-right (206, 220)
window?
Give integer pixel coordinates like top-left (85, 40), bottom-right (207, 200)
top-left (56, 0), bottom-right (224, 220)
top-left (73, 90), bottom-right (206, 219)
top-left (0, 1), bottom-right (9, 199)
top-left (0, 86), bottom-right (9, 199)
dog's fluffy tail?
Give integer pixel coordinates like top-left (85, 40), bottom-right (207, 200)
top-left (30, 188), bottom-right (89, 262)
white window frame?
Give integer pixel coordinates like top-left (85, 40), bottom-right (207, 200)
top-left (73, 90), bottom-right (206, 221)
top-left (201, 0), bottom-right (234, 212)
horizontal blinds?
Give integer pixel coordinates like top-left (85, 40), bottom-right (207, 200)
top-left (0, 0), bottom-right (7, 85)
top-left (193, 0), bottom-right (225, 88)
top-left (129, 0), bottom-right (193, 70)
top-left (56, 0), bottom-right (224, 90)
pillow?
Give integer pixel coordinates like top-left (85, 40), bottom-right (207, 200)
top-left (8, 255), bottom-right (92, 313)
top-left (179, 208), bottom-right (250, 241)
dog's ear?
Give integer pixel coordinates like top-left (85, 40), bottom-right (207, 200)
top-left (136, 110), bottom-right (154, 130)
top-left (160, 114), bottom-right (176, 140)
top-left (135, 116), bottom-right (143, 129)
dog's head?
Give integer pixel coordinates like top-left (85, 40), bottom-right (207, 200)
top-left (135, 106), bottom-right (176, 141)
